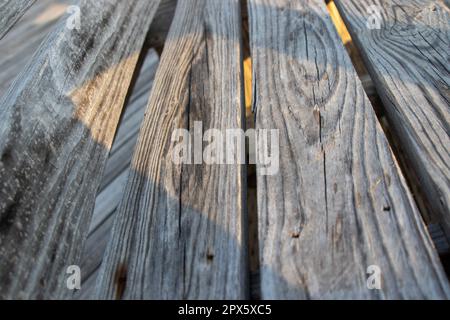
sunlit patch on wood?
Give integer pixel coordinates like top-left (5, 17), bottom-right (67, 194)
top-left (34, 3), bottom-right (68, 25)
top-left (71, 53), bottom-right (140, 149)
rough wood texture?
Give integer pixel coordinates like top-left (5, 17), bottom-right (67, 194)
top-left (0, 0), bottom-right (36, 40)
top-left (145, 0), bottom-right (177, 52)
top-left (0, 0), bottom-right (161, 299)
top-left (0, 0), bottom-right (71, 97)
top-left (334, 0), bottom-right (450, 238)
top-left (249, 0), bottom-right (450, 299)
top-left (96, 0), bottom-right (247, 300)
top-left (0, 0), bottom-right (171, 97)
top-left (76, 51), bottom-right (159, 300)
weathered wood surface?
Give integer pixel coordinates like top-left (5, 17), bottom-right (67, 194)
top-left (334, 0), bottom-right (450, 238)
top-left (146, 0), bottom-right (177, 52)
top-left (0, 0), bottom-right (175, 97)
top-left (0, 0), bottom-right (71, 97)
top-left (249, 0), bottom-right (450, 299)
top-left (0, 0), bottom-right (36, 40)
top-left (75, 51), bottom-right (158, 300)
top-left (0, 0), bottom-right (161, 299)
top-left (99, 52), bottom-right (159, 192)
top-left (445, 0), bottom-right (450, 9)
top-left (96, 0), bottom-right (247, 299)
top-left (429, 223), bottom-right (450, 255)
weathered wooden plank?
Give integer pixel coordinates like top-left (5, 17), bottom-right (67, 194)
top-left (78, 213), bottom-right (115, 299)
top-left (248, 0), bottom-right (450, 299)
top-left (0, 0), bottom-right (71, 97)
top-left (91, 50), bottom-right (158, 234)
top-left (334, 0), bottom-right (450, 238)
top-left (146, 0), bottom-right (177, 52)
top-left (429, 223), bottom-right (450, 255)
top-left (77, 51), bottom-right (157, 295)
top-left (82, 173), bottom-right (127, 289)
top-left (95, 0), bottom-right (247, 299)
top-left (100, 51), bottom-right (159, 191)
top-left (0, 0), bottom-right (169, 98)
top-left (0, 0), bottom-right (36, 40)
top-left (0, 0), bottom-right (161, 299)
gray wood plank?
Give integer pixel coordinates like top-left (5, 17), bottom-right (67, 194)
top-left (0, 0), bottom-right (161, 299)
top-left (0, 0), bottom-right (170, 98)
top-left (0, 0), bottom-right (70, 97)
top-left (95, 0), bottom-right (247, 300)
top-left (249, 0), bottom-right (450, 299)
top-left (75, 50), bottom-right (158, 300)
top-left (146, 0), bottom-right (177, 51)
top-left (100, 51), bottom-right (159, 191)
top-left (0, 0), bottom-right (36, 40)
top-left (334, 0), bottom-right (450, 238)
top-left (77, 265), bottom-right (101, 300)
top-left (429, 223), bottom-right (450, 255)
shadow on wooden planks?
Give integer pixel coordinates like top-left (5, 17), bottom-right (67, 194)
top-left (0, 0), bottom-right (448, 299)
top-left (92, 0), bottom-right (449, 299)
top-left (0, 0), bottom-right (72, 97)
top-left (75, 49), bottom-right (159, 299)
top-left (0, 0), bottom-right (162, 299)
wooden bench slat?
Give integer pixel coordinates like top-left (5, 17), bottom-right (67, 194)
top-left (146, 0), bottom-right (178, 51)
top-left (0, 0), bottom-right (36, 40)
top-left (0, 0), bottom-right (69, 97)
top-left (0, 0), bottom-right (161, 299)
top-left (76, 52), bottom-right (159, 299)
top-left (249, 0), bottom-right (450, 299)
top-left (334, 0), bottom-right (450, 239)
top-left (99, 52), bottom-right (159, 192)
top-left (95, 0), bottom-right (247, 300)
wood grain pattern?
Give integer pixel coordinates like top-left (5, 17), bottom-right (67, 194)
top-left (334, 0), bottom-right (450, 238)
top-left (0, 0), bottom-right (36, 40)
top-left (75, 51), bottom-right (158, 300)
top-left (0, 0), bottom-right (173, 98)
top-left (0, 0), bottom-right (71, 98)
top-left (146, 0), bottom-right (177, 52)
top-left (95, 0), bottom-right (247, 300)
top-left (248, 0), bottom-right (450, 299)
top-left (99, 52), bottom-right (159, 192)
top-left (0, 0), bottom-right (161, 299)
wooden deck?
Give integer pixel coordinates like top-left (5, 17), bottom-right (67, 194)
top-left (0, 0), bottom-right (449, 300)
